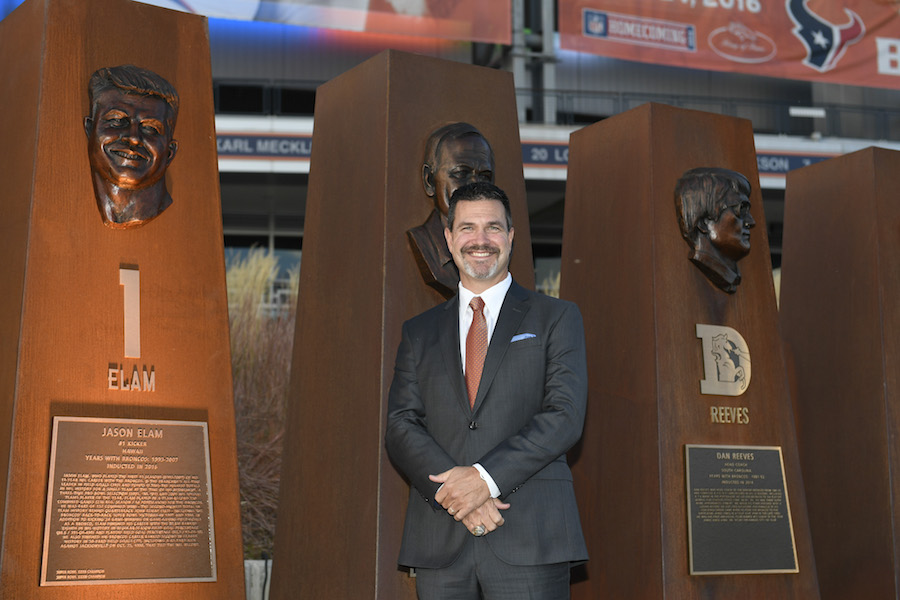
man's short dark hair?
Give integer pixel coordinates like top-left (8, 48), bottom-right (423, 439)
top-left (447, 182), bottom-right (513, 231)
top-left (87, 65), bottom-right (179, 131)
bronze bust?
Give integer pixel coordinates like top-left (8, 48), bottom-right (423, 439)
top-left (407, 122), bottom-right (495, 298)
top-left (84, 65), bottom-right (179, 229)
top-left (675, 167), bottom-right (755, 293)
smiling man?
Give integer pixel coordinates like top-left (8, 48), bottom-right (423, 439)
top-left (387, 182), bottom-right (589, 599)
top-left (84, 65), bottom-right (179, 229)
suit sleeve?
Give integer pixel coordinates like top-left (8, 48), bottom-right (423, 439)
top-left (477, 301), bottom-right (588, 497)
top-left (385, 320), bottom-right (457, 504)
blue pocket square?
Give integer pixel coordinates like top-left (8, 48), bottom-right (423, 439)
top-left (511, 333), bottom-right (537, 343)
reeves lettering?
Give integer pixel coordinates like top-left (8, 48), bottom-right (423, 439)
top-left (710, 405), bottom-right (750, 424)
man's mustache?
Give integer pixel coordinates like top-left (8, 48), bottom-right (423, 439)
top-left (462, 244), bottom-right (499, 255)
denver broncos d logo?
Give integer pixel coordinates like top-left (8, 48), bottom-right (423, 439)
top-left (786, 0), bottom-right (865, 72)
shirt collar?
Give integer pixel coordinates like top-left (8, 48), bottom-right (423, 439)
top-left (458, 272), bottom-right (513, 316)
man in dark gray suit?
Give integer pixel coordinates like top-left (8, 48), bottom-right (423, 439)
top-left (386, 182), bottom-right (588, 599)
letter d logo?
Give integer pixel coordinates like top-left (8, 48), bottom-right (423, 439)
top-left (696, 324), bottom-right (751, 396)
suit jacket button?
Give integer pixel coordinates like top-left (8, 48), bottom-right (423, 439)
top-left (469, 421), bottom-right (478, 430)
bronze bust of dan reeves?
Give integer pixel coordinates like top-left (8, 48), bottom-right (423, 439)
top-left (675, 167), bottom-right (756, 294)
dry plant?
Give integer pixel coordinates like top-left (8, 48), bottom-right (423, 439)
top-left (538, 269), bottom-right (561, 298)
top-left (226, 248), bottom-right (299, 558)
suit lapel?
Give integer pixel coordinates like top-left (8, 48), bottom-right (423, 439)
top-left (472, 282), bottom-right (531, 411)
top-left (438, 295), bottom-right (468, 413)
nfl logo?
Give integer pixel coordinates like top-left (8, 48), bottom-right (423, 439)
top-left (584, 10), bottom-right (607, 37)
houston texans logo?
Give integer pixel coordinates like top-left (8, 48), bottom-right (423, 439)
top-left (786, 0), bottom-right (865, 72)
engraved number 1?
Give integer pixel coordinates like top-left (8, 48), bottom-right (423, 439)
top-left (120, 267), bottom-right (141, 358)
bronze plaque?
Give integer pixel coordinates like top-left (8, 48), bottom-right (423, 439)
top-left (41, 417), bottom-right (216, 585)
top-left (686, 444), bottom-right (798, 575)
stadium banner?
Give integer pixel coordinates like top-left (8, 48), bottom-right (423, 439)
top-left (559, 0), bottom-right (900, 90)
top-left (134, 0), bottom-right (510, 44)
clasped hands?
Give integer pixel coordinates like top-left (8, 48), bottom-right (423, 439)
top-left (430, 466), bottom-right (509, 536)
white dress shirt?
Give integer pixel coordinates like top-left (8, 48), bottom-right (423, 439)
top-left (457, 272), bottom-right (512, 371)
top-left (455, 272), bottom-right (512, 498)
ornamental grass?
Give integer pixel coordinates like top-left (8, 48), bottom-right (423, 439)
top-left (226, 248), bottom-right (299, 559)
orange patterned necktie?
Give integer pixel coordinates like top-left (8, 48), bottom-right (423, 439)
top-left (466, 297), bottom-right (487, 409)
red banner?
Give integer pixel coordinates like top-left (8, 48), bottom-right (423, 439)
top-left (363, 0), bottom-right (511, 44)
top-left (559, 0), bottom-right (900, 89)
top-left (136, 0), bottom-right (510, 45)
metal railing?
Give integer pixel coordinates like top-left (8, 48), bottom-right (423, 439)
top-left (518, 88), bottom-right (900, 140)
top-left (212, 79), bottom-right (900, 142)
